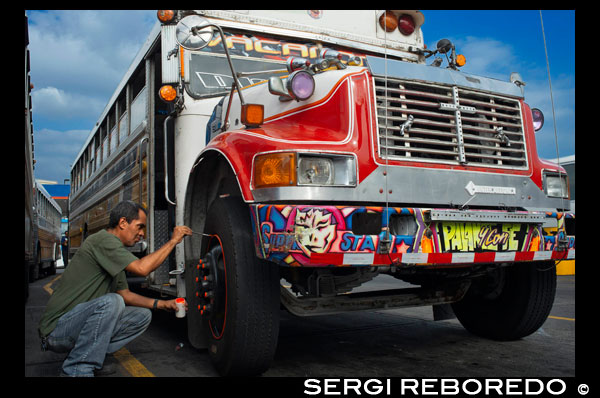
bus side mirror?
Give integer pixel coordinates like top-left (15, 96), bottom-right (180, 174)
top-left (175, 15), bottom-right (214, 51)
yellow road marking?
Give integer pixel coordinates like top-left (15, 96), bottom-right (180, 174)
top-left (43, 275), bottom-right (62, 295)
top-left (113, 347), bottom-right (155, 377)
top-left (548, 315), bottom-right (575, 321)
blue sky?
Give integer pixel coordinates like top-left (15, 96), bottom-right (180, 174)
top-left (27, 10), bottom-right (575, 183)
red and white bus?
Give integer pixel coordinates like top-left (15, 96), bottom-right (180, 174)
top-left (69, 10), bottom-right (574, 376)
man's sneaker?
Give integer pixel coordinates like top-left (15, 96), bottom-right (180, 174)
top-left (94, 354), bottom-right (118, 376)
top-left (94, 362), bottom-right (117, 376)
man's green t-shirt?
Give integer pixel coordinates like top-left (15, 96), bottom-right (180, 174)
top-left (38, 229), bottom-right (138, 337)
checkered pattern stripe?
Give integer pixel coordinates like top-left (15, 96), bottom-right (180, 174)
top-left (309, 249), bottom-right (575, 266)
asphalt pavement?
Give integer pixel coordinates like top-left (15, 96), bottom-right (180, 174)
top-left (25, 270), bottom-right (576, 379)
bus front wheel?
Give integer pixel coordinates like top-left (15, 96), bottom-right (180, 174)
top-left (199, 197), bottom-right (280, 376)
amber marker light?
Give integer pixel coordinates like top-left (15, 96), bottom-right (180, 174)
top-left (455, 54), bottom-right (466, 67)
top-left (157, 10), bottom-right (175, 23)
top-left (159, 85), bottom-right (177, 102)
top-left (241, 103), bottom-right (264, 128)
top-left (254, 152), bottom-right (297, 189)
top-left (379, 11), bottom-right (398, 32)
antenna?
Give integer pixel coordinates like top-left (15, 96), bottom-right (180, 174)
top-left (381, 11), bottom-right (392, 255)
top-left (539, 10), bottom-right (566, 213)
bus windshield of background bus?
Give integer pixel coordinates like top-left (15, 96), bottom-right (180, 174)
top-left (186, 31), bottom-right (365, 98)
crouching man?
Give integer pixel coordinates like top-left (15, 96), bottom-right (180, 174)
top-left (38, 200), bottom-right (192, 376)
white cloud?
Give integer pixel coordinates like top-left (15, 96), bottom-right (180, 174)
top-left (455, 36), bottom-right (517, 79)
top-left (28, 10), bottom-right (156, 101)
top-left (32, 86), bottom-right (105, 120)
top-left (441, 34), bottom-right (575, 159)
top-left (27, 10), bottom-right (156, 182)
top-left (33, 128), bottom-right (90, 182)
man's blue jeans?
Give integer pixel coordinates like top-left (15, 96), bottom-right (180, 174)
top-left (46, 293), bottom-right (152, 376)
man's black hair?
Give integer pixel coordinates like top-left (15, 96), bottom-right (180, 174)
top-left (108, 200), bottom-right (147, 229)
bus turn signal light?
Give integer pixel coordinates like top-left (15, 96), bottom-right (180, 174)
top-left (254, 152), bottom-right (296, 189)
top-left (241, 103), bottom-right (264, 127)
top-left (379, 11), bottom-right (398, 32)
top-left (159, 85), bottom-right (177, 102)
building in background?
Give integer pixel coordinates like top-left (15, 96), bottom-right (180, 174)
top-left (544, 155), bottom-right (575, 275)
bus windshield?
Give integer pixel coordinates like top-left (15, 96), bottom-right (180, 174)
top-left (185, 30), bottom-right (365, 98)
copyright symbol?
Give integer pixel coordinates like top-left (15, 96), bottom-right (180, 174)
top-left (578, 384), bottom-right (589, 395)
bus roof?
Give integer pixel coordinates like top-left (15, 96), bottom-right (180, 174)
top-left (35, 181), bottom-right (63, 214)
top-left (195, 10), bottom-right (425, 59)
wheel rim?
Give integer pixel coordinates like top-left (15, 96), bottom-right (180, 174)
top-left (201, 235), bottom-right (227, 340)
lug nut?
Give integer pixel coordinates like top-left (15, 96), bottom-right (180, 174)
top-left (201, 280), bottom-right (212, 290)
top-left (200, 304), bottom-right (212, 315)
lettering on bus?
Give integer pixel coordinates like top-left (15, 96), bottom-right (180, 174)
top-left (189, 32), bottom-right (366, 97)
top-left (255, 205), bottom-right (414, 267)
top-left (203, 33), bottom-right (365, 66)
top-left (436, 222), bottom-right (529, 252)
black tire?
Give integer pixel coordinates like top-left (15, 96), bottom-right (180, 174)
top-left (30, 246), bottom-right (40, 282)
top-left (200, 197), bottom-right (280, 376)
top-left (48, 244), bottom-right (59, 276)
top-left (451, 261), bottom-right (556, 341)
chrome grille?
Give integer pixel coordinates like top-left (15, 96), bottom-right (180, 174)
top-left (374, 75), bottom-right (527, 168)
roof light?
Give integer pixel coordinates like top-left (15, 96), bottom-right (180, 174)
top-left (379, 11), bottom-right (398, 32)
top-left (321, 49), bottom-right (342, 60)
top-left (159, 85), bottom-right (177, 102)
top-left (398, 14), bottom-right (415, 35)
top-left (286, 57), bottom-right (310, 72)
top-left (455, 54), bottom-right (466, 67)
top-left (157, 10), bottom-right (176, 23)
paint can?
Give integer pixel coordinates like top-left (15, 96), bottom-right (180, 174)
top-left (175, 297), bottom-right (186, 318)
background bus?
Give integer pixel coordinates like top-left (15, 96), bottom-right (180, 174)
top-left (25, 11), bottom-right (35, 300)
top-left (31, 181), bottom-right (62, 280)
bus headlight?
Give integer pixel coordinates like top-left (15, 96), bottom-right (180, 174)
top-left (298, 157), bottom-right (333, 185)
top-left (253, 153), bottom-right (357, 189)
top-left (544, 172), bottom-right (569, 199)
top-left (298, 154), bottom-right (356, 187)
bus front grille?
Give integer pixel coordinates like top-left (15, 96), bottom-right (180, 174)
top-left (374, 75), bottom-right (528, 169)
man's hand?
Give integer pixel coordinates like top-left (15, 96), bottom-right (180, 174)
top-left (126, 225), bottom-right (192, 277)
top-left (171, 225), bottom-right (193, 245)
top-left (159, 298), bottom-right (188, 312)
